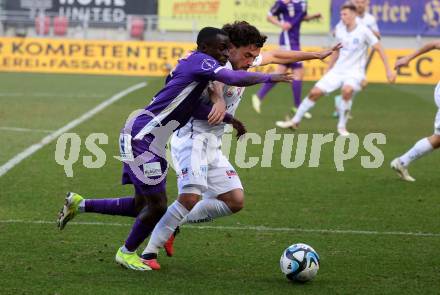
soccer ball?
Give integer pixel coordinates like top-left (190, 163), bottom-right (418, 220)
top-left (280, 243), bottom-right (320, 282)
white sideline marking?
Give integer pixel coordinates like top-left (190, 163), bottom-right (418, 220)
top-left (0, 219), bottom-right (439, 238)
top-left (0, 126), bottom-right (54, 133)
top-left (0, 82), bottom-right (147, 178)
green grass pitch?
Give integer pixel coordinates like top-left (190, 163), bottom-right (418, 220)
top-left (0, 72), bottom-right (439, 294)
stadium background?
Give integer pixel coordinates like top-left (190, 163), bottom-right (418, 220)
top-left (0, 0), bottom-right (439, 83)
top-left (1, 1), bottom-right (440, 294)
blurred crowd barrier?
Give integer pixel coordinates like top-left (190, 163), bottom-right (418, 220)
top-left (0, 37), bottom-right (438, 84)
top-left (1, 1), bottom-right (439, 39)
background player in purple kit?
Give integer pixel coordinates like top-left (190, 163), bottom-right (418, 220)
top-left (252, 0), bottom-right (322, 116)
top-left (56, 27), bottom-right (293, 271)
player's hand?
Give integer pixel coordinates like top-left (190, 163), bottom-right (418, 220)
top-left (207, 82), bottom-right (226, 125)
top-left (270, 73), bottom-right (295, 83)
top-left (281, 22), bottom-right (292, 31)
top-left (208, 99), bottom-right (226, 125)
top-left (394, 56), bottom-right (411, 69)
top-left (313, 13), bottom-right (323, 20)
top-left (318, 43), bottom-right (342, 60)
top-left (386, 70), bottom-right (397, 83)
top-left (231, 118), bottom-right (247, 140)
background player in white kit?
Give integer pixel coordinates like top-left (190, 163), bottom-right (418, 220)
top-left (140, 21), bottom-right (341, 269)
top-left (391, 40), bottom-right (440, 182)
top-left (332, 0), bottom-right (381, 118)
top-left (275, 3), bottom-right (395, 136)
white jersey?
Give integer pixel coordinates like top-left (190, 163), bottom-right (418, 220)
top-left (175, 56), bottom-right (263, 142)
top-left (333, 22), bottom-right (378, 74)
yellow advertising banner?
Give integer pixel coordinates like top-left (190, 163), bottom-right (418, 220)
top-left (0, 37), bottom-right (438, 85)
top-left (0, 37), bottom-right (196, 76)
top-left (158, 0), bottom-right (331, 34)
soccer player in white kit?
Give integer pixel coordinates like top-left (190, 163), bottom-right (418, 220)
top-left (275, 3), bottom-right (395, 136)
top-left (140, 21), bottom-right (341, 269)
top-left (332, 0), bottom-right (381, 118)
top-left (391, 40), bottom-right (440, 182)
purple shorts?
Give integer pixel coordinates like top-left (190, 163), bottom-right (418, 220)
top-left (280, 43), bottom-right (303, 69)
top-left (120, 134), bottom-right (168, 196)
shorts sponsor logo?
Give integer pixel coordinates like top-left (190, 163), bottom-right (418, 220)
top-left (119, 133), bottom-right (133, 161)
top-left (226, 170), bottom-right (237, 177)
top-left (143, 162), bottom-right (162, 177)
top-left (191, 165), bottom-right (207, 177)
top-left (181, 167), bottom-right (189, 178)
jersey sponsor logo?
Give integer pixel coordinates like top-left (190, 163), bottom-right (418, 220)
top-left (143, 162), bottom-right (162, 177)
top-left (353, 38), bottom-right (360, 45)
top-left (201, 59), bottom-right (217, 71)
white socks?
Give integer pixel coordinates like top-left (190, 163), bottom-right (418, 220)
top-left (181, 199), bottom-right (232, 225)
top-left (142, 200), bottom-right (189, 255)
top-left (337, 99), bottom-right (351, 129)
top-left (292, 97), bottom-right (315, 124)
top-left (399, 138), bottom-right (434, 167)
top-left (78, 200), bottom-right (85, 213)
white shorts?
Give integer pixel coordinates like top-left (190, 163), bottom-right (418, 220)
top-left (434, 82), bottom-right (440, 135)
top-left (315, 70), bottom-right (363, 94)
top-left (170, 133), bottom-right (243, 198)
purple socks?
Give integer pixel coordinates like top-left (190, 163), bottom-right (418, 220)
top-left (257, 82), bottom-right (276, 101)
top-left (85, 197), bottom-right (137, 217)
top-left (292, 80), bottom-right (302, 108)
top-left (124, 218), bottom-right (155, 252)
top-left (257, 80), bottom-right (302, 108)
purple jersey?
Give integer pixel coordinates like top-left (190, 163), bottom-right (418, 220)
top-left (130, 51), bottom-right (224, 140)
top-left (120, 51), bottom-right (273, 195)
top-left (269, 0), bottom-right (307, 49)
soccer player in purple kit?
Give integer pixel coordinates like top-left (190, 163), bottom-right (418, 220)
top-left (57, 27), bottom-right (293, 271)
top-left (251, 0), bottom-right (322, 116)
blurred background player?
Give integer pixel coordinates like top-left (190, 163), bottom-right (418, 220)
top-left (332, 0), bottom-right (381, 118)
top-left (251, 0), bottom-right (322, 116)
top-left (391, 40), bottom-right (440, 182)
top-left (140, 22), bottom-right (341, 269)
top-left (276, 3), bottom-right (395, 136)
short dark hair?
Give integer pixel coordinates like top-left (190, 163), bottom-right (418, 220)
top-left (196, 27), bottom-right (228, 47)
top-left (341, 3), bottom-right (357, 12)
top-left (222, 21), bottom-right (267, 48)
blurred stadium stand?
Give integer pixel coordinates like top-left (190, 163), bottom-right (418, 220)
top-left (0, 0), bottom-right (438, 48)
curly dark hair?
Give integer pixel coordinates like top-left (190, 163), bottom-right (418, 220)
top-left (222, 21), bottom-right (267, 48)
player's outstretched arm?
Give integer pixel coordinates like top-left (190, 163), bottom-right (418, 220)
top-left (395, 40), bottom-right (440, 69)
top-left (325, 49), bottom-right (340, 73)
top-left (303, 13), bottom-right (322, 22)
top-left (259, 43), bottom-right (342, 66)
top-left (373, 42), bottom-right (396, 83)
top-left (267, 14), bottom-right (291, 31)
top-left (214, 69), bottom-right (293, 87)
